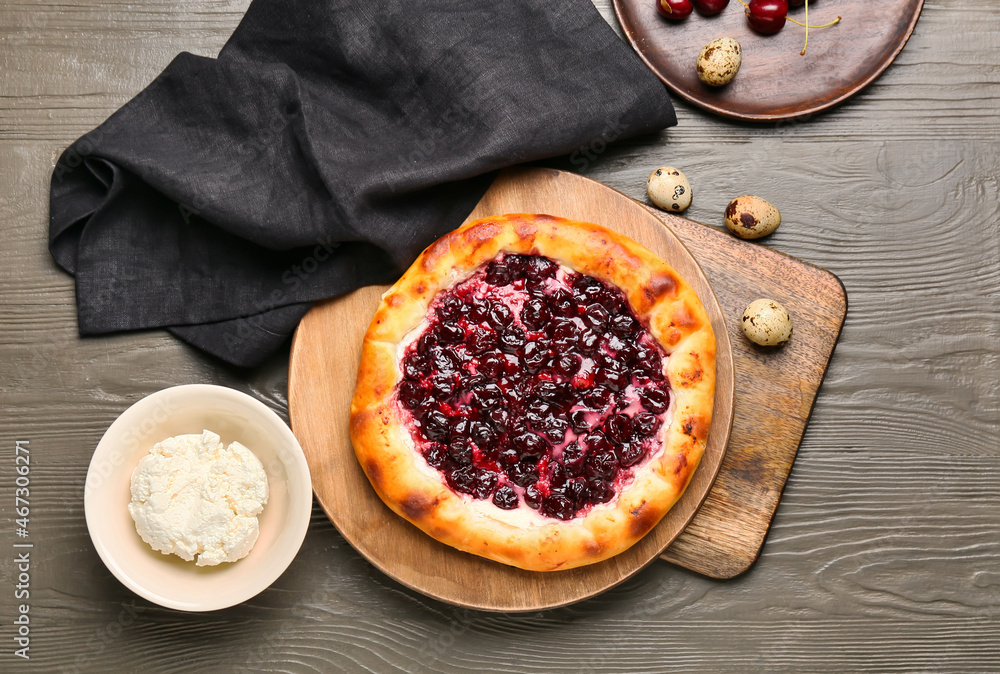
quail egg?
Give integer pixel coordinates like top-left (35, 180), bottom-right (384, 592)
top-left (696, 37), bottom-right (742, 87)
top-left (741, 299), bottom-right (793, 346)
top-left (647, 167), bottom-right (692, 212)
top-left (725, 195), bottom-right (781, 239)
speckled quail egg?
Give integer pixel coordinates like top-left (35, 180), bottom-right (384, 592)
top-left (696, 37), bottom-right (742, 87)
top-left (724, 195), bottom-right (781, 239)
top-left (647, 167), bottom-right (693, 213)
top-left (741, 299), bottom-right (793, 346)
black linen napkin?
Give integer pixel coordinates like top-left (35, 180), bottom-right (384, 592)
top-left (49, 0), bottom-right (676, 367)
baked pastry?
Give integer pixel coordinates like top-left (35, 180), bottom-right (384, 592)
top-left (350, 214), bottom-right (715, 571)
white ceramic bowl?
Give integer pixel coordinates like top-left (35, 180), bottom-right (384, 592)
top-left (85, 384), bottom-right (313, 611)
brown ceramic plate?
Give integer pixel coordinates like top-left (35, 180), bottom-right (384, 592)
top-left (288, 168), bottom-right (735, 612)
top-left (613, 0), bottom-right (923, 121)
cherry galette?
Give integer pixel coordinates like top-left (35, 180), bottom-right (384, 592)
top-left (398, 252), bottom-right (673, 520)
top-left (351, 214), bottom-right (716, 571)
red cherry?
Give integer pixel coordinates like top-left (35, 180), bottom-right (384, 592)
top-left (656, 0), bottom-right (693, 20)
top-left (692, 0), bottom-right (730, 15)
top-left (746, 0), bottom-right (788, 34)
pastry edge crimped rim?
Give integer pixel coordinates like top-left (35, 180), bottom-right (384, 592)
top-left (349, 213), bottom-right (716, 571)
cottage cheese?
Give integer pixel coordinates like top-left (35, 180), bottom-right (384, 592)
top-left (128, 430), bottom-right (269, 566)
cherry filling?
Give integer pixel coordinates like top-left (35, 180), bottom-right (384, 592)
top-left (396, 253), bottom-right (672, 520)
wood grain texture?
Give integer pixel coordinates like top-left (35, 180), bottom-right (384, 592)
top-left (288, 170), bottom-right (735, 610)
top-left (645, 185), bottom-right (846, 577)
top-left (1, 0), bottom-right (999, 671)
top-left (613, 0), bottom-right (924, 121)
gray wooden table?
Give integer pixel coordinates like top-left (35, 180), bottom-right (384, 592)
top-left (2, 0), bottom-right (998, 671)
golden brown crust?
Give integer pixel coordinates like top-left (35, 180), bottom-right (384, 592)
top-left (350, 214), bottom-right (716, 571)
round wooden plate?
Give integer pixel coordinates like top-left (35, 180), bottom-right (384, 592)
top-left (288, 168), bottom-right (735, 612)
top-left (613, 0), bottom-right (923, 121)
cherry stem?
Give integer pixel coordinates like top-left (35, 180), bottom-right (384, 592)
top-left (785, 16), bottom-right (840, 28)
top-left (801, 0), bottom-right (808, 55)
top-left (734, 0), bottom-right (841, 56)
top-left (786, 16), bottom-right (840, 28)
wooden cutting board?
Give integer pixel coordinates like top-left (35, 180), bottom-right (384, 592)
top-left (463, 168), bottom-right (847, 578)
top-left (290, 167), bottom-right (846, 590)
top-left (288, 169), bottom-right (735, 611)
